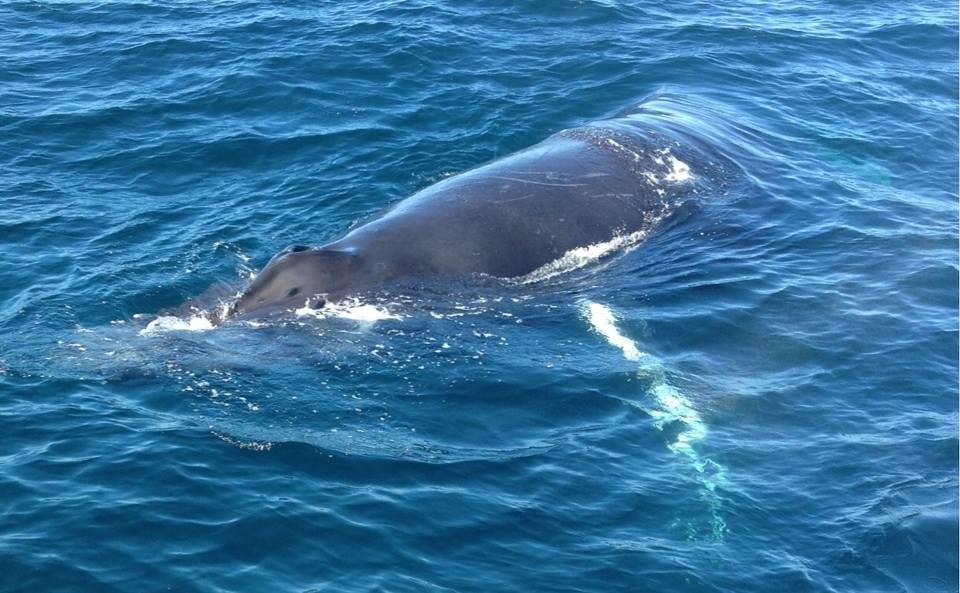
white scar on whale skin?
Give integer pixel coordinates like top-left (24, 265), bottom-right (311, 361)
top-left (581, 301), bottom-right (727, 540)
top-left (487, 175), bottom-right (588, 188)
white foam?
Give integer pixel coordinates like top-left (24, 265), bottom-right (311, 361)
top-left (140, 314), bottom-right (214, 335)
top-left (664, 154), bottom-right (692, 183)
top-left (604, 137), bottom-right (642, 162)
top-left (137, 296), bottom-right (237, 336)
top-left (641, 149), bottom-right (693, 186)
top-left (295, 298), bottom-right (401, 323)
top-left (210, 430), bottom-right (272, 451)
top-left (137, 297), bottom-right (399, 335)
top-left (514, 228), bottom-right (653, 285)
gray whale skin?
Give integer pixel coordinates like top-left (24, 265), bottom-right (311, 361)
top-left (225, 111), bottom-right (718, 321)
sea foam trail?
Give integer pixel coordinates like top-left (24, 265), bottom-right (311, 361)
top-left (581, 301), bottom-right (727, 540)
top-left (138, 299), bottom-right (399, 336)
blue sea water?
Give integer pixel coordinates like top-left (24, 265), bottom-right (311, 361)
top-left (0, 1), bottom-right (957, 591)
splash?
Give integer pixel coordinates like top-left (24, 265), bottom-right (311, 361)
top-left (581, 300), bottom-right (727, 541)
top-left (139, 313), bottom-right (215, 335)
top-left (137, 296), bottom-right (399, 335)
top-left (137, 300), bottom-right (234, 336)
top-left (648, 148), bottom-right (693, 185)
top-left (664, 154), bottom-right (692, 183)
top-left (295, 298), bottom-right (402, 323)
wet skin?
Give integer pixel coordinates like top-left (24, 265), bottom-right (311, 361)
top-left (226, 113), bottom-right (721, 321)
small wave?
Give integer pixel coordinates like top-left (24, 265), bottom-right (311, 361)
top-left (210, 429), bottom-right (273, 452)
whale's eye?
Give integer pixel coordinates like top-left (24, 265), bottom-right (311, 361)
top-left (286, 287), bottom-right (301, 297)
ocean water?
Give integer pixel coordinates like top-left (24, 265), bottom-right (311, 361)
top-left (1, 1), bottom-right (957, 592)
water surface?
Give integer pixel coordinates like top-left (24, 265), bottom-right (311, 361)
top-left (1, 1), bottom-right (957, 592)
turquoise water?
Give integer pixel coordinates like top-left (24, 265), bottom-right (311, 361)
top-left (1, 1), bottom-right (957, 592)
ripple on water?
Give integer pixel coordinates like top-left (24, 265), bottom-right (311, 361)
top-left (0, 1), bottom-right (956, 591)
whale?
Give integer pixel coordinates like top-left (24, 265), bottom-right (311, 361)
top-left (224, 109), bottom-right (724, 321)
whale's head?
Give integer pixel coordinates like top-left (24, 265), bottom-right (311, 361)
top-left (226, 246), bottom-right (361, 320)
